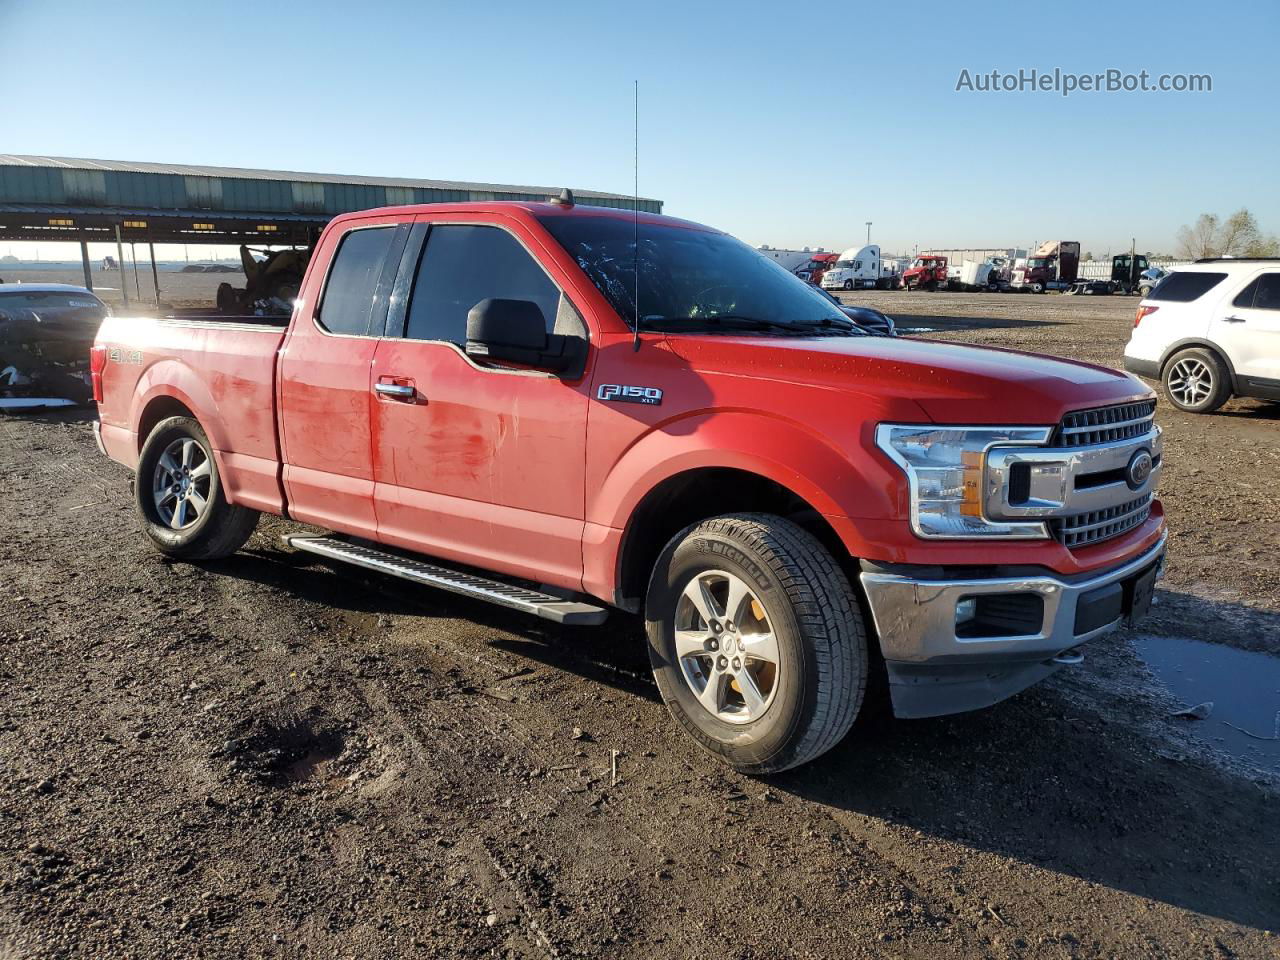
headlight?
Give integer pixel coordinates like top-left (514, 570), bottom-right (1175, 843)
top-left (876, 424), bottom-right (1052, 539)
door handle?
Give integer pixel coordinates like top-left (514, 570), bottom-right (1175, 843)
top-left (1222, 315), bottom-right (1247, 323)
top-left (374, 382), bottom-right (416, 399)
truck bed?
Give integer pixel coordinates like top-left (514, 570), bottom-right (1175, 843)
top-left (95, 314), bottom-right (289, 515)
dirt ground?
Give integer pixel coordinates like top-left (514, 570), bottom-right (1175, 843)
top-left (1, 291), bottom-right (1277, 958)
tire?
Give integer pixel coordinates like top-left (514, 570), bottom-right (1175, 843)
top-left (1031, 282), bottom-right (1045, 294)
top-left (1161, 347), bottom-right (1231, 414)
top-left (645, 513), bottom-right (867, 774)
top-left (842, 279), bottom-right (853, 291)
top-left (135, 416), bottom-right (259, 559)
top-left (1138, 285), bottom-right (1153, 298)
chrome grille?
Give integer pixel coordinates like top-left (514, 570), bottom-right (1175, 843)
top-left (1057, 400), bottom-right (1156, 448)
top-left (1052, 493), bottom-right (1153, 549)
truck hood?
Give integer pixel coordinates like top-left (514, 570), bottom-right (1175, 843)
top-left (665, 334), bottom-right (1152, 425)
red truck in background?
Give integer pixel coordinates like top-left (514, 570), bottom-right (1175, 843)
top-left (92, 196), bottom-right (1166, 773)
top-left (901, 254), bottom-right (949, 291)
top-left (794, 252), bottom-right (839, 286)
top-left (1011, 241), bottom-right (1082, 293)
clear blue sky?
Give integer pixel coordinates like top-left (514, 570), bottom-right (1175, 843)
top-left (3, 0), bottom-right (1277, 259)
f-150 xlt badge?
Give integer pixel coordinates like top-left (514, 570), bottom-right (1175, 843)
top-left (597, 384), bottom-right (663, 405)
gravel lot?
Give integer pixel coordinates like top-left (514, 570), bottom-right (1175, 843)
top-left (1, 291), bottom-right (1277, 958)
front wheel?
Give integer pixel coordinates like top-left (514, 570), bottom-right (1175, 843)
top-left (842, 279), bottom-right (854, 291)
top-left (135, 416), bottom-right (260, 559)
top-left (645, 514), bottom-right (867, 774)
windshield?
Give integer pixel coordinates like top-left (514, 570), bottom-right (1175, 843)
top-left (536, 215), bottom-right (856, 333)
top-left (1027, 258), bottom-right (1050, 268)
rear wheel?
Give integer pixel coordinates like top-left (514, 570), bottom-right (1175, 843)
top-left (645, 514), bottom-right (867, 774)
top-left (135, 416), bottom-right (259, 559)
top-left (1162, 347), bottom-right (1231, 413)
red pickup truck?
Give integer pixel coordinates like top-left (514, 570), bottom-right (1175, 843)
top-left (92, 196), bottom-right (1166, 773)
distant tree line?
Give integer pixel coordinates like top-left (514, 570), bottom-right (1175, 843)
top-left (1175, 209), bottom-right (1279, 260)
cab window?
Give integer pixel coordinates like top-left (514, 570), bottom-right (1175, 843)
top-left (404, 224), bottom-right (564, 345)
top-left (317, 226), bottom-right (397, 336)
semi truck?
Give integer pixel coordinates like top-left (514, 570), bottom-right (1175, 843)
top-left (1010, 241), bottom-right (1081, 293)
top-left (794, 252), bottom-right (839, 286)
top-left (820, 245), bottom-right (883, 291)
top-left (1014, 243), bottom-right (1155, 295)
top-left (901, 254), bottom-right (949, 291)
top-left (91, 196), bottom-right (1166, 774)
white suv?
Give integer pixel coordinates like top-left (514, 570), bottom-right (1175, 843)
top-left (1123, 259), bottom-right (1280, 413)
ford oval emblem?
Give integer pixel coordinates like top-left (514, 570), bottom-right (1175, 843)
top-left (1126, 450), bottom-right (1154, 490)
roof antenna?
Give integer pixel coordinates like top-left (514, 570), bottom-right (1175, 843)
top-left (632, 79), bottom-right (642, 352)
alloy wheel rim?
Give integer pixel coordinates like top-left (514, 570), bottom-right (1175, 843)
top-left (1168, 358), bottom-right (1212, 407)
top-left (674, 569), bottom-right (780, 725)
top-left (152, 437), bottom-right (212, 530)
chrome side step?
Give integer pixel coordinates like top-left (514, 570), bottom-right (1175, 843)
top-left (283, 535), bottom-right (608, 626)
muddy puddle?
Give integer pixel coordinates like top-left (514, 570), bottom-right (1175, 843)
top-left (1133, 633), bottom-right (1280, 775)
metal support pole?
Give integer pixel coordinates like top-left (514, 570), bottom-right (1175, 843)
top-left (130, 243), bottom-right (141, 302)
top-left (115, 224), bottom-right (129, 309)
top-left (80, 240), bottom-right (93, 291)
top-left (149, 241), bottom-right (161, 307)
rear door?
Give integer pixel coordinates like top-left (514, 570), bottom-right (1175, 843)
top-left (1212, 270), bottom-right (1280, 387)
top-left (369, 215), bottom-right (592, 590)
top-left (277, 214), bottom-right (409, 537)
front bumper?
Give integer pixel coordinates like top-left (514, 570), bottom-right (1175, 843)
top-left (859, 532), bottom-right (1166, 718)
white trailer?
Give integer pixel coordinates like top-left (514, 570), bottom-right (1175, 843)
top-left (756, 246), bottom-right (829, 272)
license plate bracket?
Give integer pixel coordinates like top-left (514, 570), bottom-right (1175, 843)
top-left (1125, 565), bottom-right (1158, 623)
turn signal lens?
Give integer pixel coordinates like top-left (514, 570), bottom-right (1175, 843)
top-left (1135, 305), bottom-right (1159, 328)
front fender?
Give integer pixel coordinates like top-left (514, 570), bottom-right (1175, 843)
top-left (588, 409), bottom-right (899, 550)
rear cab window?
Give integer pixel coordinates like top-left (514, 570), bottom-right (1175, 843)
top-left (1148, 271), bottom-right (1227, 303)
top-left (317, 226), bottom-right (399, 336)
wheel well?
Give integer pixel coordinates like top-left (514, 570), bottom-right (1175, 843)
top-left (136, 396), bottom-right (196, 451)
top-left (1158, 340), bottom-right (1236, 383)
top-left (615, 467), bottom-right (847, 612)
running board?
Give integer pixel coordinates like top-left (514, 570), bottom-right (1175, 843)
top-left (283, 535), bottom-right (608, 626)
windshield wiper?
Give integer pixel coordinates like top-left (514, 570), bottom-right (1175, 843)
top-left (643, 314), bottom-right (865, 336)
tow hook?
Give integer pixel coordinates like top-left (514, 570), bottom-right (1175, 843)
top-left (1050, 648), bottom-right (1085, 666)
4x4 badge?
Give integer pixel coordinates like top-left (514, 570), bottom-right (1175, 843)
top-left (597, 384), bottom-right (662, 405)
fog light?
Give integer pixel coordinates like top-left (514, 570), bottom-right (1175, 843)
top-left (955, 597), bottom-right (977, 626)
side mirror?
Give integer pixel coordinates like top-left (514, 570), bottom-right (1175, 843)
top-left (465, 298), bottom-right (579, 374)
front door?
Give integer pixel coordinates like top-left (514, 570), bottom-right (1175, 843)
top-left (369, 217), bottom-right (591, 590)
